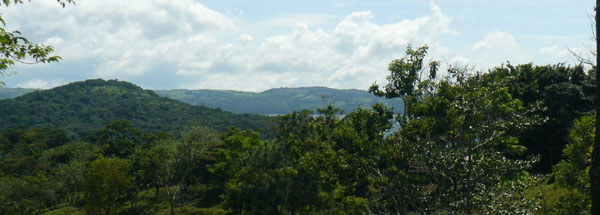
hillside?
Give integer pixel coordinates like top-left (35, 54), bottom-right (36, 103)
top-left (1, 86), bottom-right (403, 115)
top-left (0, 79), bottom-right (271, 138)
top-left (0, 87), bottom-right (37, 99)
top-left (155, 87), bottom-right (403, 115)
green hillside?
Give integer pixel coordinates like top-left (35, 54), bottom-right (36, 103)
top-left (1, 86), bottom-right (403, 115)
top-left (0, 87), bottom-right (37, 99)
top-left (0, 79), bottom-right (271, 138)
top-left (155, 87), bottom-right (403, 115)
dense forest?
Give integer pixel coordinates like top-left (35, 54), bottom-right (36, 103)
top-left (1, 86), bottom-right (403, 115)
top-left (0, 46), bottom-right (596, 214)
top-left (0, 88), bottom-right (36, 100)
top-left (155, 87), bottom-right (403, 115)
top-left (0, 79), bottom-right (272, 139)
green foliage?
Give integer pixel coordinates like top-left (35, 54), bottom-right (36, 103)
top-left (368, 46), bottom-right (541, 214)
top-left (0, 87), bottom-right (36, 99)
top-left (0, 126), bottom-right (97, 213)
top-left (369, 45), bottom-right (438, 98)
top-left (484, 63), bottom-right (595, 172)
top-left (162, 126), bottom-right (222, 215)
top-left (0, 43), bottom-right (591, 214)
top-left (155, 86), bottom-right (404, 115)
top-left (0, 175), bottom-right (57, 215)
top-left (5, 86), bottom-right (403, 115)
top-left (44, 206), bottom-right (85, 215)
top-left (550, 114), bottom-right (594, 214)
top-left (130, 145), bottom-right (168, 197)
top-left (0, 127), bottom-right (71, 176)
top-left (369, 44), bottom-right (439, 120)
top-left (89, 120), bottom-right (141, 158)
top-left (0, 79), bottom-right (272, 138)
top-left (207, 128), bottom-right (262, 207)
top-left (83, 157), bottom-right (132, 215)
top-left (222, 104), bottom-right (395, 214)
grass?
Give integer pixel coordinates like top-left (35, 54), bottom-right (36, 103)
top-left (44, 186), bottom-right (228, 215)
top-left (44, 206), bottom-right (85, 215)
top-left (524, 176), bottom-right (572, 214)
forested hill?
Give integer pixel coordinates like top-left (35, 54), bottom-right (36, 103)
top-left (155, 87), bottom-right (404, 114)
top-left (3, 86), bottom-right (403, 115)
top-left (0, 79), bottom-right (271, 138)
top-left (0, 87), bottom-right (36, 99)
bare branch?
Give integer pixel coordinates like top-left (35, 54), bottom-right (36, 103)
top-left (569, 48), bottom-right (595, 67)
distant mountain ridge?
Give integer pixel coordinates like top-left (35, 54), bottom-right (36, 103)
top-left (0, 87), bottom-right (37, 99)
top-left (1, 84), bottom-right (403, 115)
top-left (155, 87), bottom-right (403, 115)
top-left (0, 79), bottom-right (271, 138)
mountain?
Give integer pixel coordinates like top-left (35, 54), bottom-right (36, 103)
top-left (1, 85), bottom-right (403, 115)
top-left (0, 79), bottom-right (271, 138)
top-left (155, 87), bottom-right (403, 115)
top-left (0, 87), bottom-right (37, 99)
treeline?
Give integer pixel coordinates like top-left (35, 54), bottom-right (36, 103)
top-left (0, 79), bottom-right (272, 139)
top-left (155, 87), bottom-right (404, 115)
top-left (0, 46), bottom-right (596, 214)
top-left (0, 88), bottom-right (36, 100)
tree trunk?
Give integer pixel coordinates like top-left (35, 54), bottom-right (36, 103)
top-left (592, 1), bottom-right (600, 214)
top-left (170, 197), bottom-right (175, 215)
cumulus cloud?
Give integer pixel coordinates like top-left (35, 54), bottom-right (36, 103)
top-left (16, 79), bottom-right (64, 89)
top-left (3, 1), bottom-right (457, 91)
top-left (539, 45), bottom-right (574, 61)
top-left (461, 30), bottom-right (530, 68)
top-left (185, 2), bottom-right (454, 90)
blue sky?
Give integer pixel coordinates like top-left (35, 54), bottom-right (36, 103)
top-left (0, 0), bottom-right (593, 91)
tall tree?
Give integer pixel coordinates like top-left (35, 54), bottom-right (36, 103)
top-left (482, 63), bottom-right (594, 172)
top-left (369, 45), bottom-right (439, 120)
top-left (369, 46), bottom-right (541, 214)
top-left (88, 120), bottom-right (141, 158)
top-left (163, 126), bottom-right (220, 215)
top-left (592, 1), bottom-right (600, 214)
top-left (83, 157), bottom-right (132, 215)
top-left (553, 115), bottom-right (594, 213)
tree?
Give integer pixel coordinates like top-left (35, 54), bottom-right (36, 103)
top-left (0, 127), bottom-right (71, 177)
top-left (0, 0), bottom-right (75, 86)
top-left (369, 44), bottom-right (439, 120)
top-left (222, 105), bottom-right (396, 215)
top-left (83, 157), bottom-right (132, 215)
top-left (369, 46), bottom-right (541, 214)
top-left (593, 0), bottom-right (600, 213)
top-left (88, 120), bottom-right (141, 158)
top-left (207, 128), bottom-right (261, 198)
top-left (553, 114), bottom-right (594, 214)
top-left (0, 175), bottom-right (57, 215)
top-left (163, 126), bottom-right (221, 215)
top-left (130, 145), bottom-right (168, 198)
top-left (482, 63), bottom-right (593, 172)
top-left (394, 68), bottom-right (539, 214)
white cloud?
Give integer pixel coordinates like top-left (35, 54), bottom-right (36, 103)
top-left (464, 30), bottom-right (529, 67)
top-left (3, 1), bottom-right (456, 91)
top-left (471, 41), bottom-right (491, 52)
top-left (4, 0), bottom-right (238, 81)
top-left (258, 14), bottom-right (338, 30)
top-left (239, 34), bottom-right (254, 43)
top-left (16, 79), bottom-right (64, 89)
top-left (539, 45), bottom-right (573, 60)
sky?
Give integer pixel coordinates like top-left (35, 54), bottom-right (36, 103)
top-left (0, 0), bottom-right (594, 91)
